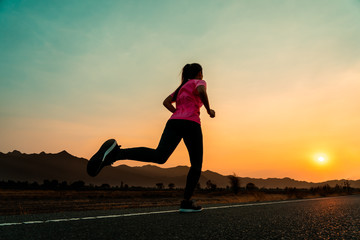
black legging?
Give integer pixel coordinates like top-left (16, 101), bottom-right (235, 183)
top-left (116, 119), bottom-right (203, 200)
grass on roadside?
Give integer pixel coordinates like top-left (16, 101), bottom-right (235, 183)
top-left (1, 188), bottom-right (357, 216)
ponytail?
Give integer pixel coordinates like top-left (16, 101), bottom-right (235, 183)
top-left (172, 63), bottom-right (202, 101)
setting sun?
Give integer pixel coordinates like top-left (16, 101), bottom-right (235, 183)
top-left (314, 154), bottom-right (328, 165)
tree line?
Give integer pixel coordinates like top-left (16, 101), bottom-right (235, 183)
top-left (0, 180), bottom-right (182, 191)
top-left (225, 175), bottom-right (356, 196)
top-left (0, 178), bottom-right (356, 195)
top-left (0, 180), bottom-right (127, 190)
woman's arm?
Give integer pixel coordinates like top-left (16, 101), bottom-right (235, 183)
top-left (197, 85), bottom-right (215, 118)
top-left (163, 95), bottom-right (176, 113)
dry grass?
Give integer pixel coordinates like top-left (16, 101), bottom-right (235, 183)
top-left (0, 189), bottom-right (183, 215)
top-left (0, 189), bottom-right (350, 216)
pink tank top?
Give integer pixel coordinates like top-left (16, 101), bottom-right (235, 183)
top-left (169, 79), bottom-right (207, 124)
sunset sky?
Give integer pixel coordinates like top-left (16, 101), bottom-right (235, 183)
top-left (1, 0), bottom-right (359, 182)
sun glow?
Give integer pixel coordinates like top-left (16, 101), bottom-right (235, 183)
top-left (314, 153), bottom-right (328, 165)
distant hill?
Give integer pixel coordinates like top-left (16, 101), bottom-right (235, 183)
top-left (1, 150), bottom-right (359, 189)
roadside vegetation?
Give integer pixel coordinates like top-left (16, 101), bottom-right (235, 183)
top-left (0, 178), bottom-right (358, 216)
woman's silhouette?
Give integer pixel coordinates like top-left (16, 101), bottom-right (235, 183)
top-left (87, 63), bottom-right (215, 212)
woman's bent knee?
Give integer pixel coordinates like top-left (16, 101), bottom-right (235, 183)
top-left (155, 153), bottom-right (169, 164)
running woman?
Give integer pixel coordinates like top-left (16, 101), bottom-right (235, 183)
top-left (87, 63), bottom-right (215, 212)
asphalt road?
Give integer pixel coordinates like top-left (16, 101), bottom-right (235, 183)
top-left (1, 195), bottom-right (359, 240)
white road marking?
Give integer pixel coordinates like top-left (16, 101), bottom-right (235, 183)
top-left (0, 222), bottom-right (22, 226)
top-left (0, 196), bottom-right (346, 227)
top-left (24, 221), bottom-right (44, 224)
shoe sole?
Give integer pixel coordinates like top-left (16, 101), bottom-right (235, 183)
top-left (87, 139), bottom-right (117, 177)
top-left (179, 208), bottom-right (203, 213)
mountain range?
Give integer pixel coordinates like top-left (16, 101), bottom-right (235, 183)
top-left (1, 150), bottom-right (359, 189)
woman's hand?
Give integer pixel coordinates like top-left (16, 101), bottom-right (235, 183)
top-left (208, 109), bottom-right (215, 118)
top-left (163, 95), bottom-right (176, 113)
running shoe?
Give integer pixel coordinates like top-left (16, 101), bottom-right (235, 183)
top-left (87, 139), bottom-right (118, 177)
top-left (179, 200), bottom-right (202, 213)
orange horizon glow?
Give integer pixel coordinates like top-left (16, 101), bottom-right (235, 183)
top-left (1, 1), bottom-right (360, 183)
